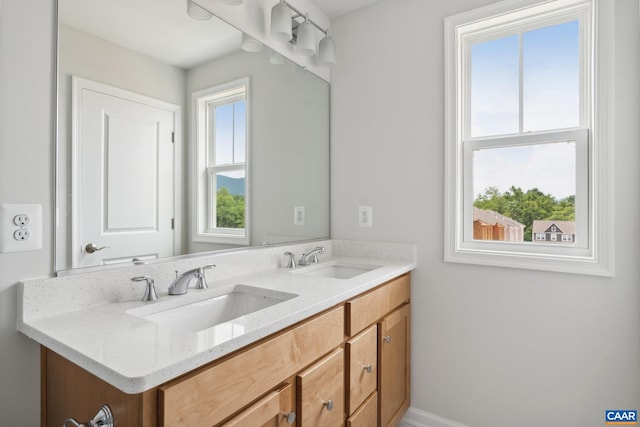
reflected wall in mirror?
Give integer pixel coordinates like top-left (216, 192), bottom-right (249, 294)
top-left (56, 0), bottom-right (330, 273)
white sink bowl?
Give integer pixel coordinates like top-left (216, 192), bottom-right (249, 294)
top-left (140, 285), bottom-right (297, 333)
top-left (295, 261), bottom-right (381, 279)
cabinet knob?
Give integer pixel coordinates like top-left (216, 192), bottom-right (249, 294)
top-left (281, 411), bottom-right (296, 424)
top-left (363, 363), bottom-right (373, 373)
top-left (323, 399), bottom-right (334, 411)
top-left (383, 335), bottom-right (392, 343)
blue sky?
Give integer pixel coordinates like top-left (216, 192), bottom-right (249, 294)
top-left (470, 20), bottom-right (580, 199)
top-left (214, 100), bottom-right (246, 165)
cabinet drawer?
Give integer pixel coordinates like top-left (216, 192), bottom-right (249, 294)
top-left (346, 391), bottom-right (377, 427)
top-left (159, 306), bottom-right (344, 427)
top-left (346, 324), bottom-right (377, 415)
top-left (346, 274), bottom-right (410, 336)
top-left (297, 348), bottom-right (344, 427)
top-left (221, 383), bottom-right (294, 427)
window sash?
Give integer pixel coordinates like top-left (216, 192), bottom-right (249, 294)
top-left (462, 128), bottom-right (589, 256)
top-left (206, 164), bottom-right (246, 233)
top-left (461, 4), bottom-right (591, 139)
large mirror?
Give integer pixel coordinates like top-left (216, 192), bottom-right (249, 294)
top-left (56, 0), bottom-right (330, 273)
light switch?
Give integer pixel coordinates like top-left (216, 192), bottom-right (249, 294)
top-left (294, 206), bottom-right (305, 226)
top-left (358, 206), bottom-right (373, 227)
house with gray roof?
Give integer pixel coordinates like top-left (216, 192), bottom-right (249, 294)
top-left (532, 220), bottom-right (576, 243)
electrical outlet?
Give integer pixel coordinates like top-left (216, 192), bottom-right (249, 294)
top-left (13, 214), bottom-right (31, 226)
top-left (0, 204), bottom-right (43, 253)
top-left (358, 206), bottom-right (373, 227)
top-left (13, 229), bottom-right (31, 241)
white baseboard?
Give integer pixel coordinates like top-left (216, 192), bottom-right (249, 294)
top-left (400, 407), bottom-right (470, 427)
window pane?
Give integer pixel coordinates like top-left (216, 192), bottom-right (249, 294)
top-left (214, 103), bottom-right (234, 165)
top-left (215, 170), bottom-right (245, 229)
top-left (233, 100), bottom-right (246, 163)
top-left (471, 35), bottom-right (519, 137)
top-left (523, 20), bottom-right (580, 131)
top-left (472, 141), bottom-right (576, 242)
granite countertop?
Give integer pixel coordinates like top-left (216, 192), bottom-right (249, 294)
top-left (18, 250), bottom-right (414, 394)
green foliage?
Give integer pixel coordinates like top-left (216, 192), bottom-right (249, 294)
top-left (474, 186), bottom-right (575, 241)
top-left (216, 187), bottom-right (245, 228)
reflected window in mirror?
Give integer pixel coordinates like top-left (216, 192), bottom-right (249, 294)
top-left (195, 77), bottom-right (250, 245)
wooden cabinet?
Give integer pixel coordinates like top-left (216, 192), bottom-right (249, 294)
top-left (345, 273), bottom-right (411, 427)
top-left (297, 348), bottom-right (344, 427)
top-left (379, 304), bottom-right (410, 427)
top-left (41, 273), bottom-right (411, 427)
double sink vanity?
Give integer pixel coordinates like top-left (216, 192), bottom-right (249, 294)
top-left (18, 240), bottom-right (415, 426)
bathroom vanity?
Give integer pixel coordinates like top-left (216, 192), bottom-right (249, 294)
top-left (18, 240), bottom-right (415, 426)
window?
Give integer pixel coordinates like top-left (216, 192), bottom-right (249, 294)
top-left (194, 78), bottom-right (250, 245)
top-left (445, 0), bottom-right (613, 276)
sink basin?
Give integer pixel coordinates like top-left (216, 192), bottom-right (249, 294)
top-left (139, 285), bottom-right (297, 333)
top-left (295, 261), bottom-right (381, 279)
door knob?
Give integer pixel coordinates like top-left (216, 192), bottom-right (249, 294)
top-left (85, 243), bottom-right (109, 253)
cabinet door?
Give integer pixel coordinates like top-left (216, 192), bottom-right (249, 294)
top-left (379, 304), bottom-right (410, 427)
top-left (221, 383), bottom-right (296, 427)
top-left (346, 324), bottom-right (377, 415)
top-left (296, 348), bottom-right (344, 427)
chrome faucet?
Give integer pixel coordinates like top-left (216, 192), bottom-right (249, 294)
top-left (298, 247), bottom-right (325, 266)
top-left (168, 264), bottom-right (216, 295)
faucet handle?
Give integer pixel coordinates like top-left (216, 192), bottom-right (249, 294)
top-left (131, 276), bottom-right (159, 302)
top-left (194, 264), bottom-right (216, 290)
top-left (284, 252), bottom-right (297, 269)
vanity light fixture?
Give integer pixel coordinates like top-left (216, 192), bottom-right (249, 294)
top-left (269, 0), bottom-right (336, 64)
top-left (270, 0), bottom-right (293, 42)
top-left (318, 31), bottom-right (336, 64)
top-left (187, 0), bottom-right (213, 20)
top-left (295, 13), bottom-right (316, 56)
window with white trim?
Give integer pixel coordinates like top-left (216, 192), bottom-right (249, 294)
top-left (444, 0), bottom-right (614, 276)
top-left (194, 78), bottom-right (250, 245)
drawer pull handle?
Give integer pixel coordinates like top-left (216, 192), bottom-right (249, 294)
top-left (323, 399), bottom-right (334, 411)
top-left (281, 411), bottom-right (296, 424)
top-left (363, 364), bottom-right (373, 373)
top-left (383, 335), bottom-right (392, 343)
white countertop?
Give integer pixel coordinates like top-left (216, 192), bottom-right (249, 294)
top-left (18, 243), bottom-right (415, 394)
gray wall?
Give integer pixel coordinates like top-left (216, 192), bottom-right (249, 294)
top-left (0, 0), bottom-right (54, 425)
top-left (330, 0), bottom-right (640, 426)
